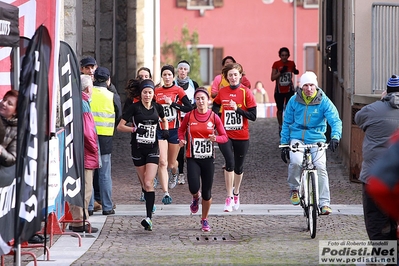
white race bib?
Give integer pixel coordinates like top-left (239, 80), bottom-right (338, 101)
top-left (136, 123), bottom-right (157, 144)
top-left (193, 138), bottom-right (212, 158)
top-left (279, 72), bottom-right (292, 87)
top-left (224, 110), bottom-right (243, 130)
top-left (162, 104), bottom-right (177, 122)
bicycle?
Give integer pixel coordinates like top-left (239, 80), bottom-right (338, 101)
top-left (279, 142), bottom-right (329, 239)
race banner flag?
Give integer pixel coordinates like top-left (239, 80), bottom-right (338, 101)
top-left (0, 165), bottom-right (16, 255)
top-left (0, 36), bottom-right (30, 256)
top-left (15, 25), bottom-right (50, 244)
top-left (0, 1), bottom-right (19, 47)
top-left (59, 41), bottom-right (85, 207)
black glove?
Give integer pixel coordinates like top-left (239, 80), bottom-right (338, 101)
top-left (293, 68), bottom-right (299, 75)
top-left (280, 147), bottom-right (290, 163)
top-left (280, 66), bottom-right (288, 73)
top-left (136, 127), bottom-right (148, 136)
top-left (329, 139), bottom-right (339, 152)
top-left (161, 129), bottom-right (170, 139)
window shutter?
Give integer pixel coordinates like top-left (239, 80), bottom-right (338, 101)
top-left (214, 0), bottom-right (224, 7)
top-left (176, 0), bottom-right (187, 7)
top-left (213, 47), bottom-right (224, 78)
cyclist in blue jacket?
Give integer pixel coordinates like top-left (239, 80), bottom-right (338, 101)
top-left (280, 71), bottom-right (342, 215)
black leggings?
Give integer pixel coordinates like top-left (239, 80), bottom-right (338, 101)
top-left (362, 184), bottom-right (397, 240)
top-left (218, 138), bottom-right (249, 175)
top-left (274, 90), bottom-right (295, 111)
top-left (177, 146), bottom-right (185, 174)
top-left (187, 158), bottom-right (214, 201)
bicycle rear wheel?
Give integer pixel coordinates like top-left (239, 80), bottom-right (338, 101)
top-left (308, 172), bottom-right (317, 238)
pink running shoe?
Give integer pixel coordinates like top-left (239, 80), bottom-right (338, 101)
top-left (232, 194), bottom-right (240, 211)
top-left (201, 219), bottom-right (211, 232)
top-left (224, 197), bottom-right (234, 212)
top-left (190, 192), bottom-right (201, 214)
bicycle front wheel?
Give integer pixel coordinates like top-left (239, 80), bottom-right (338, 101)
top-left (308, 172), bottom-right (317, 239)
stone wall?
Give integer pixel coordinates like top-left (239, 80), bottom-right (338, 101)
top-left (65, 0), bottom-right (138, 101)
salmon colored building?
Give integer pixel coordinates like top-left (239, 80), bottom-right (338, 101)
top-left (159, 0), bottom-right (319, 117)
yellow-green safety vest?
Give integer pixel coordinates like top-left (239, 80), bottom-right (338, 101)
top-left (91, 86), bottom-right (115, 136)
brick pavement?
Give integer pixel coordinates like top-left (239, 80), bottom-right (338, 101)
top-left (71, 118), bottom-right (365, 265)
top-left (6, 118), bottom-right (366, 265)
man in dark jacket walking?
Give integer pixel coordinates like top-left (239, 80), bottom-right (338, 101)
top-left (355, 74), bottom-right (399, 241)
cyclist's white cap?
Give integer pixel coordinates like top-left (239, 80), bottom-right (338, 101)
top-left (300, 71), bottom-right (318, 88)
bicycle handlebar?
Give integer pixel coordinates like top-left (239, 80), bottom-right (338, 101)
top-left (279, 142), bottom-right (329, 152)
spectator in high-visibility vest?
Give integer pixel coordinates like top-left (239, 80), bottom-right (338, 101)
top-left (91, 66), bottom-right (121, 215)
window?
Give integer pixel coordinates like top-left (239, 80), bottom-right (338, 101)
top-left (187, 45), bottom-right (223, 85)
top-left (176, 0), bottom-right (223, 8)
top-left (197, 46), bottom-right (213, 85)
top-left (304, 44), bottom-right (319, 78)
top-left (188, 0), bottom-right (213, 8)
top-left (303, 0), bottom-right (319, 9)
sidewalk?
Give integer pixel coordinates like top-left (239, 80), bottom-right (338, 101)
top-left (29, 204), bottom-right (365, 266)
top-left (13, 117), bottom-right (366, 265)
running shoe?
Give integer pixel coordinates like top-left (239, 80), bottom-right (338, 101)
top-left (290, 190), bottom-right (300, 205)
top-left (201, 219), bottom-right (211, 232)
top-left (152, 204), bottom-right (156, 214)
top-left (162, 192), bottom-right (172, 205)
top-left (141, 217), bottom-right (153, 231)
top-left (140, 192), bottom-right (145, 202)
top-left (168, 173), bottom-right (178, 189)
top-left (232, 194), bottom-right (240, 211)
top-left (190, 193), bottom-right (201, 214)
top-left (321, 206), bottom-right (332, 215)
top-left (223, 197), bottom-right (234, 212)
top-left (178, 173), bottom-right (185, 185)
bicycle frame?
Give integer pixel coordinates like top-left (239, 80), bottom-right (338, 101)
top-left (299, 149), bottom-right (319, 216)
top-left (279, 142), bottom-right (329, 238)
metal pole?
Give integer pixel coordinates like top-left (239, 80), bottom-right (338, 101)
top-left (153, 0), bottom-right (160, 84)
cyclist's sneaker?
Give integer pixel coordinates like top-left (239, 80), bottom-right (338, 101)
top-left (223, 197), bottom-right (234, 212)
top-left (201, 219), bottom-right (211, 232)
top-left (140, 192), bottom-right (145, 202)
top-left (152, 204), bottom-right (156, 214)
top-left (168, 173), bottom-right (178, 189)
top-left (178, 174), bottom-right (185, 185)
top-left (290, 190), bottom-right (300, 205)
top-left (190, 193), bottom-right (201, 214)
top-left (321, 206), bottom-right (332, 215)
top-left (153, 177), bottom-right (158, 188)
top-left (141, 217), bottom-right (153, 231)
top-left (162, 192), bottom-right (172, 205)
top-left (232, 194), bottom-right (240, 211)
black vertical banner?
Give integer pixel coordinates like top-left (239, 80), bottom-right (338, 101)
top-left (59, 41), bottom-right (84, 207)
top-left (15, 25), bottom-right (50, 244)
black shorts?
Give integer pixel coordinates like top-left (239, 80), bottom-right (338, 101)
top-left (131, 145), bottom-right (160, 167)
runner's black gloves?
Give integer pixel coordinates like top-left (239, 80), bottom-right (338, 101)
top-left (161, 129), bottom-right (170, 139)
top-left (281, 147), bottom-right (290, 163)
top-left (293, 68), bottom-right (299, 75)
top-left (280, 66), bottom-right (288, 73)
top-left (136, 127), bottom-right (148, 135)
top-left (329, 139), bottom-right (339, 152)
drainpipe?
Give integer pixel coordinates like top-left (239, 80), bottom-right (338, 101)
top-left (153, 0), bottom-right (160, 84)
top-left (95, 0), bottom-right (101, 64)
top-left (112, 0), bottom-right (118, 90)
top-left (350, 0), bottom-right (355, 105)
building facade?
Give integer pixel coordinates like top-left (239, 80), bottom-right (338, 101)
top-left (318, 0), bottom-right (399, 180)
